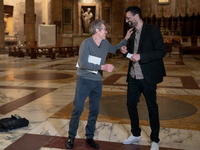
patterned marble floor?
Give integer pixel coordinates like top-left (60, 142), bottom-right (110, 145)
top-left (0, 53), bottom-right (199, 150)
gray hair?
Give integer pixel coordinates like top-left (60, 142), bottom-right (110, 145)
top-left (89, 19), bottom-right (105, 35)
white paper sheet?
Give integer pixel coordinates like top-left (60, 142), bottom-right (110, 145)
top-left (76, 55), bottom-right (101, 74)
top-left (126, 53), bottom-right (132, 59)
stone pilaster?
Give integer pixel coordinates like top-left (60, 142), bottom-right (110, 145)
top-left (51, 0), bottom-right (62, 46)
top-left (100, 0), bottom-right (105, 20)
top-left (0, 0), bottom-right (5, 50)
top-left (25, 0), bottom-right (35, 46)
top-left (42, 0), bottom-right (48, 24)
top-left (111, 0), bottom-right (124, 45)
top-left (73, 0), bottom-right (78, 35)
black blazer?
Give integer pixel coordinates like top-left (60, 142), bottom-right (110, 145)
top-left (126, 23), bottom-right (166, 85)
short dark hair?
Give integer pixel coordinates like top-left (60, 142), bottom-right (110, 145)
top-left (125, 6), bottom-right (142, 19)
top-left (89, 19), bottom-right (105, 35)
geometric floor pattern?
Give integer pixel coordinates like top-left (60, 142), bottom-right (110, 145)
top-left (0, 53), bottom-right (200, 150)
top-left (4, 134), bottom-right (182, 150)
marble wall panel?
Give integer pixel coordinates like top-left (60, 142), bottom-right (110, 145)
top-left (62, 37), bottom-right (73, 46)
top-left (63, 25), bottom-right (73, 33)
top-left (73, 36), bottom-right (89, 46)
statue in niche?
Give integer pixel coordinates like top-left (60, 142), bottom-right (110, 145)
top-left (4, 13), bottom-right (9, 35)
top-left (81, 7), bottom-right (94, 33)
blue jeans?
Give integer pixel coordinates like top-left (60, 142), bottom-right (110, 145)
top-left (68, 76), bottom-right (102, 139)
top-left (127, 75), bottom-right (160, 143)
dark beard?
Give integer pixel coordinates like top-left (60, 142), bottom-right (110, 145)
top-left (128, 20), bottom-right (137, 28)
top-left (128, 21), bottom-right (134, 28)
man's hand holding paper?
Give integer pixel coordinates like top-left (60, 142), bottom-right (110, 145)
top-left (130, 54), bottom-right (140, 62)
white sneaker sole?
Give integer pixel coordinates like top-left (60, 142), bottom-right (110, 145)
top-left (122, 138), bottom-right (141, 144)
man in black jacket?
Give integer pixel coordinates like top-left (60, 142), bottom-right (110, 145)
top-left (120, 6), bottom-right (166, 150)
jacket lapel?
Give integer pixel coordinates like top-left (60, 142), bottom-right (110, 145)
top-left (138, 23), bottom-right (147, 53)
top-left (129, 30), bottom-right (135, 53)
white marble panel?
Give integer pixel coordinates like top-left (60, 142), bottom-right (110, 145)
top-left (27, 118), bottom-right (200, 150)
top-left (0, 89), bottom-right (35, 107)
top-left (157, 88), bottom-right (200, 96)
top-left (0, 132), bottom-right (24, 150)
top-left (1, 102), bottom-right (67, 134)
top-left (158, 77), bottom-right (182, 87)
top-left (28, 118), bottom-right (70, 137)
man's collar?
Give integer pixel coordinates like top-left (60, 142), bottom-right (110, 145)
top-left (136, 22), bottom-right (143, 33)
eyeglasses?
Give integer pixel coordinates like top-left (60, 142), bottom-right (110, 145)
top-left (125, 14), bottom-right (133, 20)
top-left (101, 28), bottom-right (107, 31)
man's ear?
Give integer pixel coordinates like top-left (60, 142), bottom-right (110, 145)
top-left (95, 28), bottom-right (100, 33)
top-left (135, 14), bottom-right (139, 19)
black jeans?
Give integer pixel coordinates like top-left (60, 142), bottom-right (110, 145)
top-left (127, 75), bottom-right (160, 143)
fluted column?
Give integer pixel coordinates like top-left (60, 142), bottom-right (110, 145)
top-left (25, 0), bottom-right (35, 46)
top-left (0, 0), bottom-right (5, 50)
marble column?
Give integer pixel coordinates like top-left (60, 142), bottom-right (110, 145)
top-left (25, 0), bottom-right (35, 46)
top-left (0, 0), bottom-right (5, 50)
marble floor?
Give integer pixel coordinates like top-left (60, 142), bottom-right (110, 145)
top-left (0, 53), bottom-right (199, 150)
